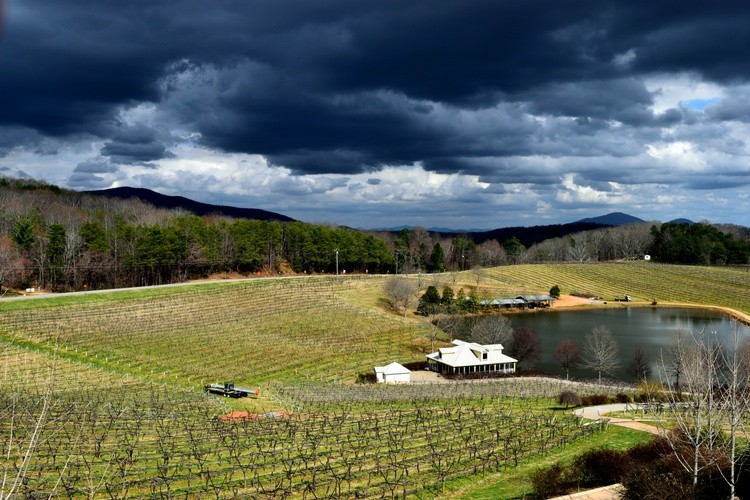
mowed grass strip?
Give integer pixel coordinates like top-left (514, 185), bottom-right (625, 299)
top-left (442, 424), bottom-right (653, 499)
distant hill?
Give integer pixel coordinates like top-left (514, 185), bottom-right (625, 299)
top-left (466, 222), bottom-right (610, 248)
top-left (669, 218), bottom-right (695, 225)
top-left (85, 187), bottom-right (295, 222)
top-left (382, 213), bottom-right (650, 248)
top-left (575, 212), bottom-right (644, 225)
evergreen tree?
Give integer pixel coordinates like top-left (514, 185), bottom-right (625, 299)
top-left (428, 242), bottom-right (445, 272)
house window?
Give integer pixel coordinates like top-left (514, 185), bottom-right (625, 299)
top-left (482, 352), bottom-right (488, 360)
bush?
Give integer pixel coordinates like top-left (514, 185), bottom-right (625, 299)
top-left (572, 448), bottom-right (631, 486)
top-left (615, 392), bottom-right (632, 403)
top-left (530, 463), bottom-right (568, 498)
top-left (620, 457), bottom-right (690, 500)
top-left (558, 390), bottom-right (582, 408)
top-left (581, 394), bottom-right (609, 406)
top-left (636, 380), bottom-right (667, 402)
top-left (401, 361), bottom-right (428, 371)
top-left (621, 437), bottom-right (737, 500)
top-left (625, 436), bottom-right (670, 465)
top-left (356, 372), bottom-right (376, 384)
top-left (621, 452), bottom-right (732, 500)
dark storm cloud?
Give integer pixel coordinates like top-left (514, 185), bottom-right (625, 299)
top-left (524, 79), bottom-right (656, 125)
top-left (705, 88), bottom-right (750, 123)
top-left (101, 125), bottom-right (172, 164)
top-left (3, 0), bottom-right (750, 178)
top-left (73, 158), bottom-right (117, 175)
top-left (69, 158), bottom-right (118, 189)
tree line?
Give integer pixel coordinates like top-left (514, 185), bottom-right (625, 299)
top-left (1, 177), bottom-right (748, 292)
top-left (649, 221), bottom-right (750, 265)
top-left (0, 179), bottom-right (394, 291)
top-left (2, 213), bottom-right (394, 291)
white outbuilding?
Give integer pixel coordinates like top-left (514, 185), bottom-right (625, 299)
top-left (374, 362), bottom-right (411, 384)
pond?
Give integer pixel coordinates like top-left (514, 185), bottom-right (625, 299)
top-left (505, 307), bottom-right (750, 382)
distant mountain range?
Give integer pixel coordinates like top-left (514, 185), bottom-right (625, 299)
top-left (85, 187), bottom-right (295, 222)
top-left (84, 187), bottom-right (701, 248)
top-left (380, 213), bottom-right (653, 248)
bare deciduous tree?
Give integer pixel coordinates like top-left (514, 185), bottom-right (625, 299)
top-left (553, 340), bottom-right (581, 380)
top-left (659, 329), bottom-right (723, 491)
top-left (468, 315), bottom-right (513, 346)
top-left (626, 344), bottom-right (651, 381)
top-left (583, 325), bottom-right (620, 384)
top-left (509, 327), bottom-right (541, 371)
top-left (659, 324), bottom-right (750, 499)
top-left (383, 276), bottom-right (418, 317)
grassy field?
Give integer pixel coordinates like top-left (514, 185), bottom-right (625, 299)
top-left (0, 263), bottom-right (747, 497)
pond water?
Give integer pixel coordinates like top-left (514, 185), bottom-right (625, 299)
top-left (505, 307), bottom-right (750, 382)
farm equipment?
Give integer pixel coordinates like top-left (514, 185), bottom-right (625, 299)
top-left (614, 295), bottom-right (632, 302)
top-left (204, 382), bottom-right (260, 398)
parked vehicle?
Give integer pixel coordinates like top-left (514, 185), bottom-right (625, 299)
top-left (204, 382), bottom-right (259, 398)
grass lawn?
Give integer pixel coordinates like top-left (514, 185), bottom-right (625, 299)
top-left (443, 425), bottom-right (653, 499)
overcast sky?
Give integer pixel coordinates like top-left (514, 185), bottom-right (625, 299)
top-left (1, 1), bottom-right (750, 229)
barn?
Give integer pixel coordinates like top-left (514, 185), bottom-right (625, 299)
top-left (374, 362), bottom-right (411, 384)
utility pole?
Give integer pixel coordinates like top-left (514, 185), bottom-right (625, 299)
top-left (335, 249), bottom-right (339, 276)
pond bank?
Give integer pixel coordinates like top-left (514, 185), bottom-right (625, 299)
top-left (550, 294), bottom-right (750, 327)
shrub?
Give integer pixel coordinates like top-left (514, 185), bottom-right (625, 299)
top-left (402, 361), bottom-right (428, 371)
top-left (636, 380), bottom-right (667, 402)
top-left (621, 437), bottom-right (736, 500)
top-left (572, 448), bottom-right (631, 486)
top-left (615, 392), bottom-right (632, 403)
top-left (625, 436), bottom-right (670, 465)
top-left (581, 394), bottom-right (609, 406)
top-left (530, 463), bottom-right (568, 498)
top-left (558, 390), bottom-right (582, 408)
top-left (621, 452), bottom-right (732, 500)
top-left (356, 372), bottom-right (377, 384)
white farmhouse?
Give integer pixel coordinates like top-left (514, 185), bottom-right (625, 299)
top-left (374, 361), bottom-right (411, 384)
top-left (426, 339), bottom-right (517, 376)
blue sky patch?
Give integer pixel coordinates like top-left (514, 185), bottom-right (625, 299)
top-left (683, 97), bottom-right (721, 111)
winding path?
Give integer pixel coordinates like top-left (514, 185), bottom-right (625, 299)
top-left (574, 403), bottom-right (663, 435)
top-left (547, 404), bottom-right (663, 500)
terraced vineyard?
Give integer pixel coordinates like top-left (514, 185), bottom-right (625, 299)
top-left (0, 263), bottom-right (747, 497)
top-left (0, 276), bottom-right (423, 391)
top-left (482, 262), bottom-right (750, 316)
top-left (1, 381), bottom-right (611, 498)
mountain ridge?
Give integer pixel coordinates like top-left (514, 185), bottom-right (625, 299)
top-left (85, 186), bottom-right (295, 222)
top-left (83, 187), bottom-right (714, 249)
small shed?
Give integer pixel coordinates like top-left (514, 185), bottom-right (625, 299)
top-left (374, 362), bottom-right (411, 384)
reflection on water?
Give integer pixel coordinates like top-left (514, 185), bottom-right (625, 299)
top-left (505, 307), bottom-right (749, 382)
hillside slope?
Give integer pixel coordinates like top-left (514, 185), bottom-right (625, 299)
top-left (86, 186), bottom-right (295, 222)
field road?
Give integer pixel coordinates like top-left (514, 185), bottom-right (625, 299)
top-left (0, 275), bottom-right (316, 302)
